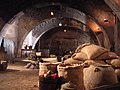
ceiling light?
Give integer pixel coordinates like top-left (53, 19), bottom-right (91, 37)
top-left (97, 27), bottom-right (100, 30)
top-left (50, 11), bottom-right (54, 16)
top-left (59, 23), bottom-right (62, 26)
top-left (64, 29), bottom-right (67, 32)
top-left (104, 18), bottom-right (108, 22)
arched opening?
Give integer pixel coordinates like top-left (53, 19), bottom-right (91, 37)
top-left (0, 3), bottom-right (111, 59)
top-left (35, 26), bottom-right (99, 57)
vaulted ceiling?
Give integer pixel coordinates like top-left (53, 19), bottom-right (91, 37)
top-left (1, 0), bottom-right (120, 57)
top-left (0, 0), bottom-right (111, 22)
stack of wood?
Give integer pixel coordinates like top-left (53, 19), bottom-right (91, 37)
top-left (62, 43), bottom-right (120, 90)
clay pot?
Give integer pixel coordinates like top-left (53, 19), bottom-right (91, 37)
top-left (83, 65), bottom-right (118, 90)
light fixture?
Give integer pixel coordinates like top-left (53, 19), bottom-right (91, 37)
top-left (36, 52), bottom-right (43, 63)
top-left (36, 52), bottom-right (42, 57)
top-left (97, 27), bottom-right (100, 30)
top-left (59, 23), bottom-right (62, 26)
top-left (50, 11), bottom-right (54, 16)
top-left (64, 29), bottom-right (67, 32)
top-left (104, 18), bottom-right (108, 22)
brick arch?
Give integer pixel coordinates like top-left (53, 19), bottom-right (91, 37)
top-left (0, 3), bottom-right (110, 56)
top-left (25, 17), bottom-right (100, 49)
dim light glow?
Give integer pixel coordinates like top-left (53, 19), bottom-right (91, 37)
top-left (50, 11), bottom-right (54, 16)
top-left (97, 27), bottom-right (100, 30)
top-left (104, 18), bottom-right (108, 22)
top-left (59, 23), bottom-right (62, 26)
top-left (36, 52), bottom-right (42, 56)
top-left (64, 29), bottom-right (67, 32)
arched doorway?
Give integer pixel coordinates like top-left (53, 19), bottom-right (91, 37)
top-left (0, 3), bottom-right (111, 59)
top-left (35, 26), bottom-right (99, 57)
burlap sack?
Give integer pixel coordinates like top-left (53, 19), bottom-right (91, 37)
top-left (110, 59), bottom-right (120, 68)
top-left (71, 52), bottom-right (88, 61)
top-left (115, 69), bottom-right (120, 78)
top-left (75, 43), bottom-right (91, 53)
top-left (105, 60), bottom-right (111, 64)
top-left (84, 65), bottom-right (118, 90)
top-left (60, 81), bottom-right (77, 90)
top-left (57, 65), bottom-right (84, 90)
top-left (64, 58), bottom-right (83, 65)
top-left (62, 55), bottom-right (71, 60)
top-left (95, 51), bottom-right (118, 60)
top-left (80, 44), bottom-right (108, 59)
top-left (83, 60), bottom-right (107, 67)
top-left (39, 62), bottom-right (60, 76)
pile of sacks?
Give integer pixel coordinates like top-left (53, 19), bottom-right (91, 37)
top-left (62, 43), bottom-right (120, 90)
top-left (64, 43), bottom-right (120, 69)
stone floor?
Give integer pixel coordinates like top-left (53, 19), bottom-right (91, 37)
top-left (0, 58), bottom-right (39, 90)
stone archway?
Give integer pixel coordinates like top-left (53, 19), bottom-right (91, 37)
top-left (25, 17), bottom-right (99, 49)
top-left (35, 26), bottom-right (99, 56)
top-left (0, 3), bottom-right (111, 58)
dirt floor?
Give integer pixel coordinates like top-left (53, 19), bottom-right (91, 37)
top-left (0, 60), bottom-right (39, 90)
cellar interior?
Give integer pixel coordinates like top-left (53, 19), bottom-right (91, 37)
top-left (0, 0), bottom-right (120, 90)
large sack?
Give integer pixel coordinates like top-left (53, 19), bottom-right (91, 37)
top-left (39, 62), bottom-right (60, 76)
top-left (60, 81), bottom-right (77, 90)
top-left (83, 60), bottom-right (107, 67)
top-left (80, 44), bottom-right (108, 59)
top-left (64, 58), bottom-right (83, 65)
top-left (115, 69), bottom-right (120, 78)
top-left (84, 65), bottom-right (118, 90)
top-left (71, 52), bottom-right (88, 61)
top-left (95, 51), bottom-right (118, 60)
top-left (0, 51), bottom-right (7, 61)
top-left (57, 65), bottom-right (84, 90)
top-left (110, 59), bottom-right (120, 68)
top-left (75, 43), bottom-right (91, 53)
top-left (62, 55), bottom-right (71, 60)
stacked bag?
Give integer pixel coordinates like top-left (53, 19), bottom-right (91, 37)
top-left (62, 43), bottom-right (120, 90)
top-left (64, 43), bottom-right (119, 67)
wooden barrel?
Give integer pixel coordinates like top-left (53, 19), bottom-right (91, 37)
top-left (83, 65), bottom-right (118, 90)
top-left (57, 64), bottom-right (84, 90)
